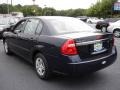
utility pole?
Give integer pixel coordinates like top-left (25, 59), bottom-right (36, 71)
top-left (33, 0), bottom-right (35, 5)
top-left (7, 0), bottom-right (9, 14)
top-left (11, 0), bottom-right (13, 12)
top-left (11, 0), bottom-right (12, 6)
top-left (32, 0), bottom-right (36, 16)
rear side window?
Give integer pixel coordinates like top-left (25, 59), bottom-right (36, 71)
top-left (24, 19), bottom-right (39, 35)
top-left (35, 21), bottom-right (43, 35)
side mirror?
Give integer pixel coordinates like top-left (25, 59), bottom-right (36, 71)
top-left (14, 30), bottom-right (21, 34)
top-left (7, 25), bottom-right (15, 31)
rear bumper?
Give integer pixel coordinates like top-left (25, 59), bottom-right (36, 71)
top-left (52, 46), bottom-right (117, 74)
top-left (69, 52), bottom-right (116, 74)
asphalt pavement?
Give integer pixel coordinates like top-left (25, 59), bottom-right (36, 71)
top-left (0, 28), bottom-right (120, 90)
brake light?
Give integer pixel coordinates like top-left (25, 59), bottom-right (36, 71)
top-left (61, 39), bottom-right (78, 55)
top-left (96, 35), bottom-right (103, 40)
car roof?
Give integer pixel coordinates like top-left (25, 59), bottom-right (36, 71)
top-left (104, 18), bottom-right (120, 22)
top-left (24, 16), bottom-right (74, 20)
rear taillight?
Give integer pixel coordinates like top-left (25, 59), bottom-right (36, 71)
top-left (61, 39), bottom-right (78, 55)
top-left (96, 35), bottom-right (103, 40)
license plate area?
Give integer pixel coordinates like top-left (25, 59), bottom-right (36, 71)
top-left (91, 41), bottom-right (107, 55)
top-left (94, 42), bottom-right (103, 52)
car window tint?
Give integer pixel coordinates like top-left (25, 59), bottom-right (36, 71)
top-left (15, 20), bottom-right (27, 31)
top-left (35, 21), bottom-right (43, 35)
top-left (24, 19), bottom-right (39, 35)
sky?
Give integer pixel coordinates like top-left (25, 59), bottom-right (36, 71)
top-left (0, 0), bottom-right (100, 10)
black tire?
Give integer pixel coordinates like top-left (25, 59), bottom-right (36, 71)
top-left (3, 40), bottom-right (12, 55)
top-left (113, 29), bottom-right (120, 38)
top-left (96, 25), bottom-right (101, 30)
top-left (34, 53), bottom-right (52, 80)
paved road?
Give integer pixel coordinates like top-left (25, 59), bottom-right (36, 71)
top-left (0, 38), bottom-right (120, 90)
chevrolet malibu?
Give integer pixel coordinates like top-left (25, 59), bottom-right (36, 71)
top-left (3, 16), bottom-right (117, 80)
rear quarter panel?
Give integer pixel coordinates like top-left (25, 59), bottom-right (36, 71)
top-left (36, 35), bottom-right (66, 56)
top-left (31, 35), bottom-right (71, 70)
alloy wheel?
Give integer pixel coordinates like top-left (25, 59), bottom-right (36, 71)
top-left (35, 57), bottom-right (46, 76)
top-left (114, 30), bottom-right (120, 37)
top-left (102, 27), bottom-right (107, 32)
top-left (4, 41), bottom-right (8, 53)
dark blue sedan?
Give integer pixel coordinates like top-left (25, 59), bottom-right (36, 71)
top-left (3, 16), bottom-right (117, 80)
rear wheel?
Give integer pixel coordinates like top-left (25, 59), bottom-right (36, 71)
top-left (114, 29), bottom-right (120, 38)
top-left (101, 27), bottom-right (107, 32)
top-left (34, 53), bottom-right (52, 80)
top-left (3, 40), bottom-right (12, 55)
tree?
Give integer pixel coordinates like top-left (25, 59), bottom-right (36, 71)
top-left (0, 3), bottom-right (86, 17)
top-left (42, 7), bottom-right (56, 16)
top-left (86, 0), bottom-right (117, 18)
top-left (0, 4), bottom-right (8, 14)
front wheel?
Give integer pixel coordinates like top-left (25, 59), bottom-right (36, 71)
top-left (3, 40), bottom-right (12, 55)
top-left (34, 53), bottom-right (52, 80)
top-left (114, 30), bottom-right (120, 38)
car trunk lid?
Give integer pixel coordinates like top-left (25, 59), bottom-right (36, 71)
top-left (74, 32), bottom-right (114, 61)
top-left (57, 32), bottom-right (114, 61)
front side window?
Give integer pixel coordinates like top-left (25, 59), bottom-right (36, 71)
top-left (24, 19), bottom-right (39, 35)
top-left (15, 20), bottom-right (27, 31)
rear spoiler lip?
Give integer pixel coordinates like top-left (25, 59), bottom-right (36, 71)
top-left (76, 38), bottom-right (110, 46)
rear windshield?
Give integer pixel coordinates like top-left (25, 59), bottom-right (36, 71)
top-left (45, 17), bottom-right (95, 35)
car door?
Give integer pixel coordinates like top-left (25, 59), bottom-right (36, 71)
top-left (7, 19), bottom-right (27, 54)
top-left (15, 18), bottom-right (41, 61)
